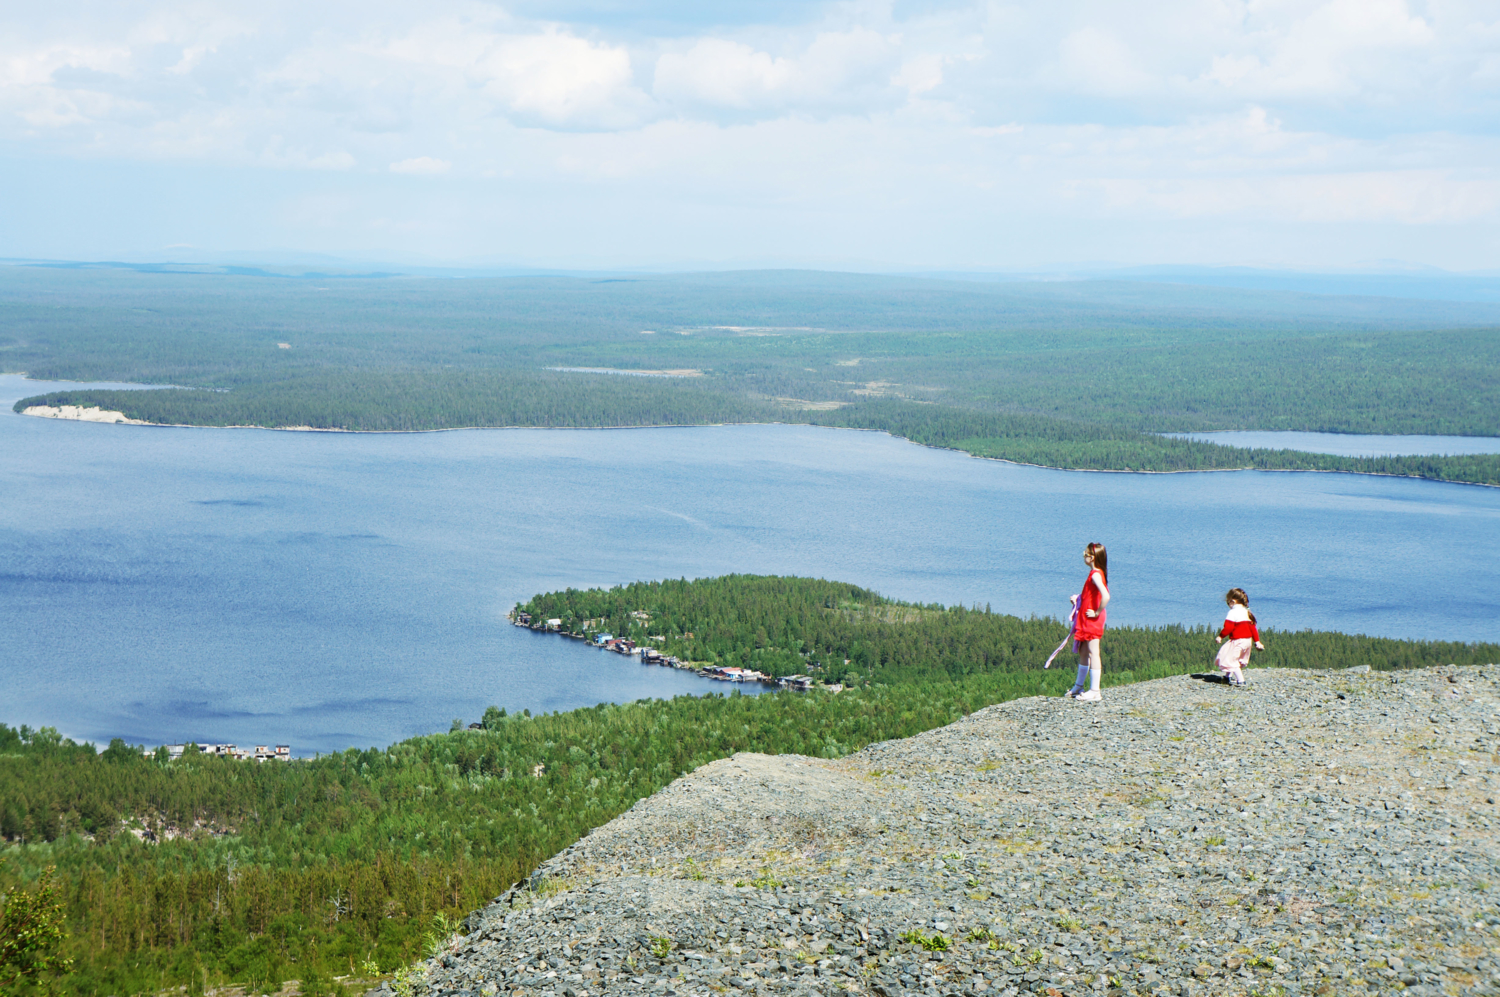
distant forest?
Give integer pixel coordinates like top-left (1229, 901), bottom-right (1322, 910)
top-left (6, 573), bottom-right (1498, 996)
top-left (4, 266), bottom-right (1499, 483)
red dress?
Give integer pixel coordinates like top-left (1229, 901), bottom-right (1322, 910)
top-left (1074, 570), bottom-right (1107, 641)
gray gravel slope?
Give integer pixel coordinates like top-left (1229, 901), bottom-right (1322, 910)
top-left (374, 666), bottom-right (1500, 997)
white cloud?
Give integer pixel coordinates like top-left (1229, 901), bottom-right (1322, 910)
top-left (1195, 0), bottom-right (1436, 100)
top-left (1056, 26), bottom-right (1153, 95)
top-left (483, 32), bottom-right (646, 129)
top-left (653, 28), bottom-right (900, 117)
top-left (390, 155), bottom-right (449, 175)
top-left (655, 40), bottom-right (796, 110)
top-left (1, 0), bottom-right (1499, 266)
top-left (308, 151), bottom-right (355, 170)
top-left (379, 21), bottom-right (653, 130)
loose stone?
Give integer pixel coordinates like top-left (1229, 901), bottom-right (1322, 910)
top-left (373, 665), bottom-right (1500, 997)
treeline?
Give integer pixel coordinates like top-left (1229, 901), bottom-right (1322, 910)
top-left (814, 400), bottom-right (1500, 484)
top-left (518, 574), bottom-right (1500, 684)
top-left (17, 384), bottom-right (1500, 486)
top-left (11, 370), bottom-right (780, 432)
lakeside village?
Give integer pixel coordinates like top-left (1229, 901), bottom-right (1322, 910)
top-left (158, 743), bottom-right (291, 763)
top-left (510, 610), bottom-right (842, 693)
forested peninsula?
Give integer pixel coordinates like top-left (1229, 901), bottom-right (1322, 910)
top-left (5, 266), bottom-right (1500, 484)
top-left (5, 574), bottom-right (1499, 997)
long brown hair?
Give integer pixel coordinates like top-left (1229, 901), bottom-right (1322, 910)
top-left (1086, 543), bottom-right (1108, 586)
top-left (1226, 587), bottom-right (1256, 624)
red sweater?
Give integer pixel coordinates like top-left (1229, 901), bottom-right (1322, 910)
top-left (1219, 605), bottom-right (1260, 641)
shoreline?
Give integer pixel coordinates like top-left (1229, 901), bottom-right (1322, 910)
top-left (509, 614), bottom-right (789, 689)
top-left (17, 404), bottom-right (1499, 488)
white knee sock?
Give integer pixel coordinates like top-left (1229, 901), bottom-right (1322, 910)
top-left (1089, 664), bottom-right (1102, 694)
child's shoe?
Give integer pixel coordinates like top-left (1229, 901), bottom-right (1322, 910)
top-left (1076, 689), bottom-right (1102, 702)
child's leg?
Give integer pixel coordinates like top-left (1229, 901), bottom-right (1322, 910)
top-left (1233, 640), bottom-right (1253, 684)
top-left (1077, 640), bottom-right (1103, 700)
top-left (1067, 650), bottom-right (1089, 697)
top-left (1214, 641), bottom-right (1238, 679)
top-left (1219, 639), bottom-right (1248, 684)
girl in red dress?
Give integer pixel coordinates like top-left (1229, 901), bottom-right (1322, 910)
top-left (1066, 542), bottom-right (1110, 702)
top-left (1214, 587), bottom-right (1264, 687)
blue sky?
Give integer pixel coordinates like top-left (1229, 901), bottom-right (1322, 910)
top-left (3, 0), bottom-right (1498, 270)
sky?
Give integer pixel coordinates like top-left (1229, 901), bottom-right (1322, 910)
top-left (2, 0), bottom-right (1499, 270)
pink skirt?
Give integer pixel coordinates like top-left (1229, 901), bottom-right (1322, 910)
top-left (1216, 638), bottom-right (1252, 673)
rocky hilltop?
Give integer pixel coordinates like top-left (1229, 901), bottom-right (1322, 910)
top-left (374, 667), bottom-right (1500, 997)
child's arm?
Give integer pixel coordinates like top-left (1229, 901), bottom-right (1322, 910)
top-left (1084, 571), bottom-right (1109, 617)
top-left (1253, 620), bottom-right (1264, 649)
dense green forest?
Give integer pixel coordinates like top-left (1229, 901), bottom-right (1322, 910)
top-left (4, 266), bottom-right (1500, 483)
top-left (12, 370), bottom-right (778, 432)
top-left (7, 574), bottom-right (1498, 995)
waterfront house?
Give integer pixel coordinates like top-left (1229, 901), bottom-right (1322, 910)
top-left (161, 742), bottom-right (290, 762)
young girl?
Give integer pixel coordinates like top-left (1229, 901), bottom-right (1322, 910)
top-left (1066, 543), bottom-right (1110, 701)
top-left (1215, 588), bottom-right (1264, 687)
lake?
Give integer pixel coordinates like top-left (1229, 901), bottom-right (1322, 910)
top-left (3, 373), bottom-right (1497, 754)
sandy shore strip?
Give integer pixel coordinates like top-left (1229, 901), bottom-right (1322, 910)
top-left (21, 404), bottom-right (150, 425)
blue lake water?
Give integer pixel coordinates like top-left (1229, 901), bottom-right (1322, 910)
top-left (1163, 430), bottom-right (1500, 457)
top-left (3, 373), bottom-right (1497, 754)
